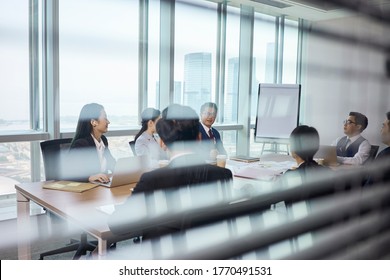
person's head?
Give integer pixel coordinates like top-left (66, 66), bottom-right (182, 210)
top-left (134, 108), bottom-right (161, 141)
top-left (156, 104), bottom-right (200, 151)
top-left (381, 112), bottom-right (390, 146)
top-left (289, 125), bottom-right (320, 163)
top-left (73, 103), bottom-right (109, 141)
top-left (200, 102), bottom-right (218, 128)
top-left (343, 111), bottom-right (368, 136)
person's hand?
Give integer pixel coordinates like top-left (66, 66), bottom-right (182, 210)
top-left (89, 173), bottom-right (110, 183)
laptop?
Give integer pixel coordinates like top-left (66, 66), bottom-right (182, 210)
top-left (314, 145), bottom-right (339, 166)
top-left (95, 156), bottom-right (147, 187)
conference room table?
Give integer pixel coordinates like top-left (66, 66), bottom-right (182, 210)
top-left (15, 153), bottom-right (300, 260)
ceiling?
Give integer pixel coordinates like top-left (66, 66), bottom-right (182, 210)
top-left (208, 0), bottom-right (390, 22)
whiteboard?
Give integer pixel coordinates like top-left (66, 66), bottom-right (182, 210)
top-left (255, 84), bottom-right (301, 142)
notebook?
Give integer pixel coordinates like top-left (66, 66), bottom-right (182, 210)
top-left (95, 156), bottom-right (147, 187)
top-left (230, 155), bottom-right (260, 163)
top-left (314, 145), bottom-right (339, 166)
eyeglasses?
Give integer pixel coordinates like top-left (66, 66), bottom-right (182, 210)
top-left (202, 112), bottom-right (217, 118)
top-left (343, 120), bottom-right (356, 125)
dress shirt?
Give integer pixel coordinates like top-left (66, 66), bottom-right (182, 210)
top-left (91, 134), bottom-right (107, 172)
top-left (333, 134), bottom-right (371, 165)
top-left (135, 131), bottom-right (167, 167)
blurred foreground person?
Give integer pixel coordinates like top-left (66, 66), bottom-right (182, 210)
top-left (282, 125), bottom-right (330, 187)
top-left (108, 104), bottom-right (232, 241)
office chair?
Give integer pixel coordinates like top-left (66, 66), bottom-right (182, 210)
top-left (129, 140), bottom-right (136, 156)
top-left (39, 138), bottom-right (97, 260)
top-left (365, 145), bottom-right (380, 164)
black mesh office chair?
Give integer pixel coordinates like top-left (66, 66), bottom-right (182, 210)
top-left (39, 138), bottom-right (97, 260)
top-left (129, 140), bottom-right (136, 156)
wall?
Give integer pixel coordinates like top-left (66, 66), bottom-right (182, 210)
top-left (301, 15), bottom-right (390, 151)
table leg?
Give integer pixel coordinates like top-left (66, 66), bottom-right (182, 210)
top-left (97, 238), bottom-right (107, 259)
top-left (17, 190), bottom-right (31, 260)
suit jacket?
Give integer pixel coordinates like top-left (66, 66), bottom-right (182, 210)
top-left (376, 146), bottom-right (390, 160)
top-left (65, 134), bottom-right (116, 182)
top-left (199, 123), bottom-right (227, 155)
top-left (132, 153), bottom-right (232, 194)
top-left (108, 153), bottom-right (233, 237)
top-left (282, 160), bottom-right (331, 188)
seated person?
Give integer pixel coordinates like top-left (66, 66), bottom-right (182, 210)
top-left (366, 112), bottom-right (390, 184)
top-left (133, 104), bottom-right (232, 194)
top-left (333, 111), bottom-right (370, 165)
top-left (284, 125), bottom-right (329, 181)
top-left (198, 102), bottom-right (227, 160)
top-left (66, 103), bottom-right (116, 183)
top-left (108, 104), bottom-right (232, 239)
top-left (134, 107), bottom-right (167, 167)
top-left (376, 111), bottom-right (390, 160)
top-left (278, 125), bottom-right (331, 208)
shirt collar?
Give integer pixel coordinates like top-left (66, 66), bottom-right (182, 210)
top-left (348, 134), bottom-right (361, 143)
top-left (201, 122), bottom-right (212, 133)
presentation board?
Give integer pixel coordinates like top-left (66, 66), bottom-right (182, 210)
top-left (255, 83), bottom-right (301, 143)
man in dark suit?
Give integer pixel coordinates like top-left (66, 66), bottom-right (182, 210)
top-left (365, 112), bottom-right (390, 185)
top-left (198, 102), bottom-right (227, 160)
top-left (376, 111), bottom-right (390, 160)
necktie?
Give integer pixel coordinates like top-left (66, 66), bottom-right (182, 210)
top-left (209, 129), bottom-right (216, 144)
top-left (341, 138), bottom-right (350, 153)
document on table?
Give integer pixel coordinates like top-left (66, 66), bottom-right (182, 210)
top-left (96, 204), bottom-right (116, 215)
top-left (233, 161), bottom-right (296, 181)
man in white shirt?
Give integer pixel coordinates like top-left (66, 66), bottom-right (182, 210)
top-left (333, 111), bottom-right (370, 165)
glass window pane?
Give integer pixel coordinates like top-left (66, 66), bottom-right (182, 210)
top-left (224, 6), bottom-right (240, 125)
top-left (0, 142), bottom-right (31, 183)
top-left (0, 1), bottom-right (30, 132)
top-left (252, 13), bottom-right (276, 123)
top-left (174, 0), bottom-right (218, 114)
top-left (283, 19), bottom-right (298, 83)
top-left (59, 0), bottom-right (139, 132)
top-left (148, 0), bottom-right (160, 109)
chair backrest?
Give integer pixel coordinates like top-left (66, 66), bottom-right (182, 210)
top-left (40, 138), bottom-right (72, 180)
top-left (129, 140), bottom-right (136, 156)
top-left (365, 145), bottom-right (380, 164)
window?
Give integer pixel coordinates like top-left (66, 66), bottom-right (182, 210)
top-left (0, 0), bottom-right (30, 132)
top-left (59, 0), bottom-right (139, 132)
top-left (174, 0), bottom-right (218, 114)
top-left (282, 19), bottom-right (299, 83)
top-left (252, 13), bottom-right (277, 123)
top-left (147, 0), bottom-right (160, 109)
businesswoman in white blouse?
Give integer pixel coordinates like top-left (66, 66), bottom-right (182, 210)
top-left (134, 108), bottom-right (167, 167)
top-left (67, 103), bottom-right (116, 183)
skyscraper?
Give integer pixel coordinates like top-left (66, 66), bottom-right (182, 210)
top-left (183, 52), bottom-right (212, 112)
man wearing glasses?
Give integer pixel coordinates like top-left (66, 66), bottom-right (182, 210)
top-left (199, 102), bottom-right (227, 159)
top-left (333, 111), bottom-right (370, 165)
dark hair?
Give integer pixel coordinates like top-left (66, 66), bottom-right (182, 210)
top-left (200, 102), bottom-right (218, 114)
top-left (156, 104), bottom-right (199, 149)
top-left (349, 111), bottom-right (368, 132)
top-left (386, 112), bottom-right (390, 121)
top-left (71, 103), bottom-right (104, 146)
top-left (289, 125), bottom-right (320, 162)
top-left (134, 108), bottom-right (161, 142)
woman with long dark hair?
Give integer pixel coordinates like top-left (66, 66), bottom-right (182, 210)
top-left (68, 103), bottom-right (116, 183)
top-left (134, 108), bottom-right (167, 165)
